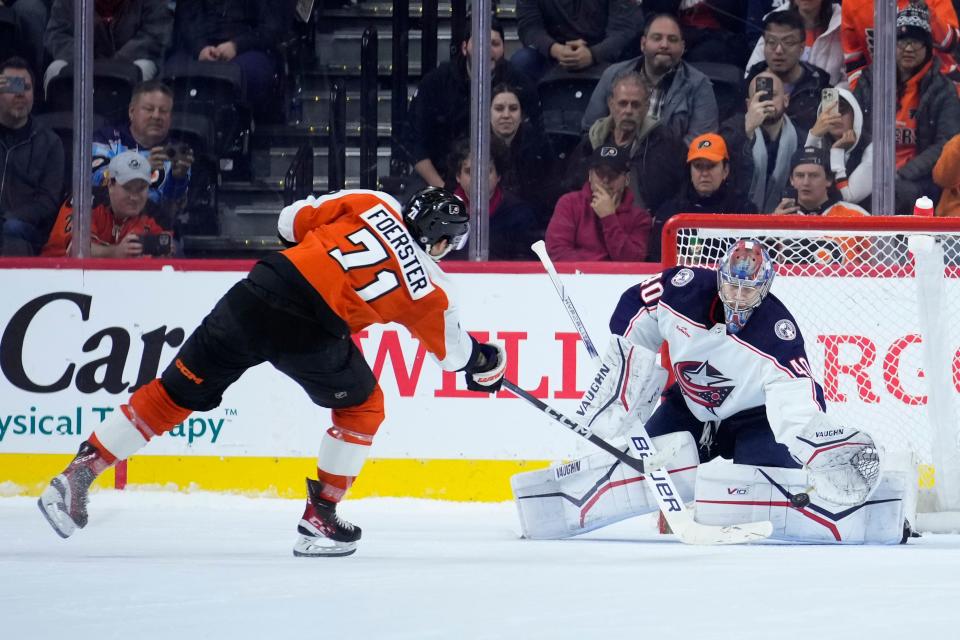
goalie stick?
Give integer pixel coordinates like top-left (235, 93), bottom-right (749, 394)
top-left (502, 379), bottom-right (646, 475)
top-left (530, 241), bottom-right (602, 361)
top-left (526, 240), bottom-right (774, 544)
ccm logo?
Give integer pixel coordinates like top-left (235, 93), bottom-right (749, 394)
top-left (727, 487), bottom-right (749, 495)
top-left (175, 358), bottom-right (204, 384)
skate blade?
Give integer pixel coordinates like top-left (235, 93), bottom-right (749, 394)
top-left (37, 490), bottom-right (75, 539)
top-left (292, 535), bottom-right (357, 558)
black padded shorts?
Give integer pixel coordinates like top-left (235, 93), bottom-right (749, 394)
top-left (159, 280), bottom-right (376, 412)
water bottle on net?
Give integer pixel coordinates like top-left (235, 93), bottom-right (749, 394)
top-left (913, 196), bottom-right (934, 217)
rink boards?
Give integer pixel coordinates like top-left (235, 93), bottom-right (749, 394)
top-left (0, 260), bottom-right (648, 500)
top-left (2, 259), bottom-right (956, 502)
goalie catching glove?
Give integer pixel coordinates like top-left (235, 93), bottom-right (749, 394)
top-left (462, 340), bottom-right (506, 393)
top-left (576, 335), bottom-right (667, 440)
top-left (789, 414), bottom-right (881, 507)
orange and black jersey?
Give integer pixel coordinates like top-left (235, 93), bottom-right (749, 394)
top-left (250, 189), bottom-right (474, 371)
top-left (842, 0), bottom-right (960, 85)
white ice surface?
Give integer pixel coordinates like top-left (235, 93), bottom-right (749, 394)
top-left (2, 491), bottom-right (958, 640)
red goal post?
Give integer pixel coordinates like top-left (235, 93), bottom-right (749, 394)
top-left (662, 214), bottom-right (960, 530)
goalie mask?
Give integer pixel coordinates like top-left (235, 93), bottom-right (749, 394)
top-left (717, 239), bottom-right (775, 334)
top-left (403, 187), bottom-right (470, 261)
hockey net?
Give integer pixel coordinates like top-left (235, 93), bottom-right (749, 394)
top-left (663, 214), bottom-right (960, 531)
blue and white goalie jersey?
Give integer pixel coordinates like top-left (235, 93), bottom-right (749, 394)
top-left (610, 266), bottom-right (826, 446)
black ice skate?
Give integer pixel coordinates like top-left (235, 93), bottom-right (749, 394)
top-left (38, 441), bottom-right (109, 538)
top-left (293, 478), bottom-right (362, 557)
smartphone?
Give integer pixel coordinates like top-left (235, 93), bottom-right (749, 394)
top-left (165, 143), bottom-right (192, 161)
top-left (755, 76), bottom-right (773, 102)
top-left (781, 186), bottom-right (798, 202)
top-left (821, 87), bottom-right (839, 112)
top-left (141, 232), bottom-right (173, 256)
top-left (0, 76), bottom-right (26, 94)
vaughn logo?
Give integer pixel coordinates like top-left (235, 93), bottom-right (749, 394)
top-left (554, 460), bottom-right (581, 480)
top-left (575, 363), bottom-right (613, 419)
top-left (0, 405), bottom-right (228, 445)
top-left (1, 292), bottom-right (186, 394)
top-left (815, 429), bottom-right (844, 439)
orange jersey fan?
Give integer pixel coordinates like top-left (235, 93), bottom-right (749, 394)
top-left (842, 0), bottom-right (960, 86)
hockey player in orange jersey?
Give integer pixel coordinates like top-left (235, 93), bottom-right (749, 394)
top-left (37, 187), bottom-right (507, 557)
top-left (842, 0), bottom-right (960, 86)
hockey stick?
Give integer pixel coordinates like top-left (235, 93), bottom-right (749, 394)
top-left (502, 379), bottom-right (646, 476)
top-left (528, 241), bottom-right (773, 544)
top-left (530, 241), bottom-right (600, 360)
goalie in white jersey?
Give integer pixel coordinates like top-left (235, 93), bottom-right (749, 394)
top-left (513, 240), bottom-right (913, 544)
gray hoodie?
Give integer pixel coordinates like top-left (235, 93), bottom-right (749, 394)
top-left (804, 87), bottom-right (873, 206)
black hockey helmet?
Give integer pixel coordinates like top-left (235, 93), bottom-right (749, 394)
top-left (402, 187), bottom-right (470, 259)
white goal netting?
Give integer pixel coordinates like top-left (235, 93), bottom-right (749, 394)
top-left (664, 215), bottom-right (960, 518)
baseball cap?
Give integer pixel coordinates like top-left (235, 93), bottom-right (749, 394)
top-left (588, 145), bottom-right (629, 173)
top-left (687, 133), bottom-right (728, 164)
top-left (107, 150), bottom-right (152, 185)
top-left (790, 146), bottom-right (828, 172)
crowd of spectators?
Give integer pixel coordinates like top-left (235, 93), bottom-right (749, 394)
top-left (3, 0), bottom-right (960, 261)
top-left (0, 0), bottom-right (294, 257)
top-left (396, 0), bottom-right (960, 264)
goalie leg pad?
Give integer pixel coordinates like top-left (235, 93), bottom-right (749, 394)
top-left (694, 461), bottom-right (908, 544)
top-left (511, 432), bottom-right (699, 539)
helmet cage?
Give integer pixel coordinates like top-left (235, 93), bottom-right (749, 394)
top-left (717, 240), bottom-right (774, 333)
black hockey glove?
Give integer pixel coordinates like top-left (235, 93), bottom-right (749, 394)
top-left (462, 340), bottom-right (506, 393)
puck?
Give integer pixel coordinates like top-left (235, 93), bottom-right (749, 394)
top-left (791, 492), bottom-right (811, 509)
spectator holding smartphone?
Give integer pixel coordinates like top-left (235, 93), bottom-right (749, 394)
top-left (723, 71), bottom-right (807, 213)
top-left (42, 150), bottom-right (172, 258)
top-left (92, 80), bottom-right (193, 229)
top-left (772, 146), bottom-right (870, 264)
top-left (0, 56), bottom-right (64, 256)
top-left (804, 87), bottom-right (872, 206)
top-left (772, 146), bottom-right (868, 217)
top-left (744, 9), bottom-right (832, 131)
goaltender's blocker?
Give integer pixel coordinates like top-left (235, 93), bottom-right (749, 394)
top-left (514, 239), bottom-right (912, 544)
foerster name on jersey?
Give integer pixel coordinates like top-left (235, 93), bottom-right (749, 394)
top-left (362, 207), bottom-right (435, 299)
